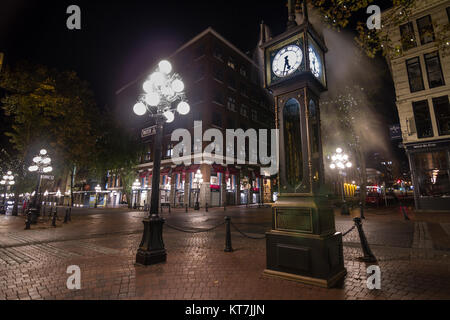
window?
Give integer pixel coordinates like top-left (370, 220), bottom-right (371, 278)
top-left (194, 65), bottom-right (205, 81)
top-left (414, 151), bottom-right (450, 197)
top-left (227, 57), bottom-right (236, 69)
top-left (399, 22), bottom-right (417, 51)
top-left (417, 15), bottom-right (435, 45)
top-left (226, 117), bottom-right (235, 129)
top-left (213, 91), bottom-right (225, 105)
top-left (227, 96), bottom-right (236, 112)
top-left (166, 144), bottom-right (173, 157)
top-left (143, 145), bottom-right (151, 162)
top-left (447, 7), bottom-right (450, 21)
top-left (406, 57), bottom-right (425, 92)
top-left (424, 51), bottom-right (445, 88)
top-left (228, 76), bottom-right (236, 90)
top-left (213, 68), bottom-right (224, 82)
top-left (240, 67), bottom-right (247, 77)
top-left (412, 100), bottom-right (433, 138)
top-left (433, 96), bottom-right (450, 136)
top-left (251, 109), bottom-right (257, 121)
top-left (212, 111), bottom-right (222, 127)
top-left (213, 48), bottom-right (224, 61)
top-left (240, 104), bottom-right (248, 117)
top-left (194, 45), bottom-right (204, 59)
top-left (240, 84), bottom-right (248, 97)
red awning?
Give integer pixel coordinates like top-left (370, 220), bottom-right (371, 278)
top-left (160, 167), bottom-right (171, 175)
top-left (212, 164), bottom-right (226, 173)
top-left (173, 165), bottom-right (185, 173)
top-left (186, 164), bottom-right (200, 173)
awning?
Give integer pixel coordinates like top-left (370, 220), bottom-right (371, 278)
top-left (185, 164), bottom-right (200, 173)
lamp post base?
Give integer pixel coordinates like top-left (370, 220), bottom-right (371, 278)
top-left (29, 207), bottom-right (40, 224)
top-left (135, 216), bottom-right (167, 265)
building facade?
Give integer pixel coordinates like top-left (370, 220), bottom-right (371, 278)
top-left (383, 0), bottom-right (450, 210)
top-left (114, 28), bottom-right (275, 208)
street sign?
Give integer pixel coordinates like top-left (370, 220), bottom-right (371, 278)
top-left (389, 124), bottom-right (402, 140)
top-left (141, 125), bottom-right (157, 138)
top-left (41, 175), bottom-right (54, 180)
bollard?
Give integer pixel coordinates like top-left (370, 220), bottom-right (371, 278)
top-left (64, 208), bottom-right (68, 223)
top-left (185, 204), bottom-right (188, 213)
top-left (25, 210), bottom-right (31, 230)
top-left (359, 201), bottom-right (365, 219)
top-left (353, 217), bottom-right (376, 262)
top-left (341, 201), bottom-right (350, 215)
top-left (168, 204), bottom-right (171, 214)
top-left (205, 203), bottom-right (208, 212)
top-left (42, 205), bottom-right (46, 217)
top-left (224, 201), bottom-right (226, 211)
top-left (400, 205), bottom-right (410, 220)
top-left (51, 210), bottom-right (57, 227)
top-left (224, 216), bottom-right (233, 252)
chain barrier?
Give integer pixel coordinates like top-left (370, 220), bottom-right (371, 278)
top-left (165, 221), bottom-right (226, 234)
top-left (230, 221), bottom-right (266, 239)
top-left (341, 225), bottom-right (356, 237)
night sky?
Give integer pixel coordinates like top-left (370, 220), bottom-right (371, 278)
top-left (1, 0), bottom-right (403, 165)
top-left (0, 0), bottom-right (289, 106)
top-left (0, 0), bottom-right (393, 106)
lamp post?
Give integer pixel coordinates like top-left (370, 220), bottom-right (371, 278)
top-left (56, 189), bottom-right (61, 206)
top-left (0, 171), bottom-right (15, 214)
top-left (28, 149), bottom-right (52, 223)
top-left (193, 169), bottom-right (203, 210)
top-left (329, 147), bottom-right (353, 215)
top-left (133, 59), bottom-right (190, 265)
top-left (132, 179), bottom-right (140, 209)
top-left (94, 184), bottom-right (101, 208)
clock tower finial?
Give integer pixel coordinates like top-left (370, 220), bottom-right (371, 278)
top-left (287, 0), bottom-right (297, 29)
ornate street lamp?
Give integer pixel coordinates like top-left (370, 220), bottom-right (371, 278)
top-left (0, 171), bottom-right (15, 214)
top-left (132, 179), bottom-right (140, 209)
top-left (329, 147), bottom-right (353, 215)
top-left (192, 169), bottom-right (203, 210)
top-left (94, 184), bottom-right (101, 208)
top-left (27, 149), bottom-right (52, 224)
top-left (133, 60), bottom-right (190, 265)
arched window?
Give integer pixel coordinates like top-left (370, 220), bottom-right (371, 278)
top-left (283, 98), bottom-right (302, 188)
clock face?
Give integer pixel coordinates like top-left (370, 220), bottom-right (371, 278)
top-left (272, 45), bottom-right (303, 78)
top-left (308, 46), bottom-right (322, 78)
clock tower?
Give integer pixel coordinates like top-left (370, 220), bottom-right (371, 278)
top-left (261, 0), bottom-right (346, 287)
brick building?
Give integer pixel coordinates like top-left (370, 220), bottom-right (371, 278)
top-left (109, 27), bottom-right (275, 208)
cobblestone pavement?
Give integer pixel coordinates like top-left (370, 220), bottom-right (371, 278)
top-left (0, 205), bottom-right (449, 300)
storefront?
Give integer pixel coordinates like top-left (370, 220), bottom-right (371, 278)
top-left (209, 164), bottom-right (223, 207)
top-left (172, 166), bottom-right (186, 207)
top-left (225, 166), bottom-right (238, 205)
top-left (406, 139), bottom-right (450, 210)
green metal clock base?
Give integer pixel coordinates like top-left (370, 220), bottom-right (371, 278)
top-left (264, 194), bottom-right (346, 288)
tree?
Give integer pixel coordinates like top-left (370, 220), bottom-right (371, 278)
top-left (0, 61), bottom-right (99, 207)
top-left (92, 115), bottom-right (141, 208)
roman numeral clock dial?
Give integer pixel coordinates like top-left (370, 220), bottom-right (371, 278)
top-left (272, 45), bottom-right (303, 77)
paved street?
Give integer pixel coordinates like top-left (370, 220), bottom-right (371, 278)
top-left (0, 205), bottom-right (449, 300)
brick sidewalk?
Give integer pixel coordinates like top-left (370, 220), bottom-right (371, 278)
top-left (1, 221), bottom-right (450, 299)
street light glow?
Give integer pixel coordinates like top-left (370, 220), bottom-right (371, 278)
top-left (145, 92), bottom-right (160, 106)
top-left (163, 110), bottom-right (175, 123)
top-left (177, 101), bottom-right (190, 115)
top-left (143, 80), bottom-right (153, 93)
top-left (33, 156), bottom-right (42, 163)
top-left (336, 148), bottom-right (342, 153)
top-left (150, 72), bottom-right (165, 86)
top-left (171, 79), bottom-right (184, 93)
top-left (40, 149), bottom-right (47, 155)
top-left (158, 60), bottom-right (172, 74)
top-left (133, 102), bottom-right (147, 116)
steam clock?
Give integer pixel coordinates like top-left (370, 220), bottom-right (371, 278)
top-left (261, 1), bottom-right (346, 287)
